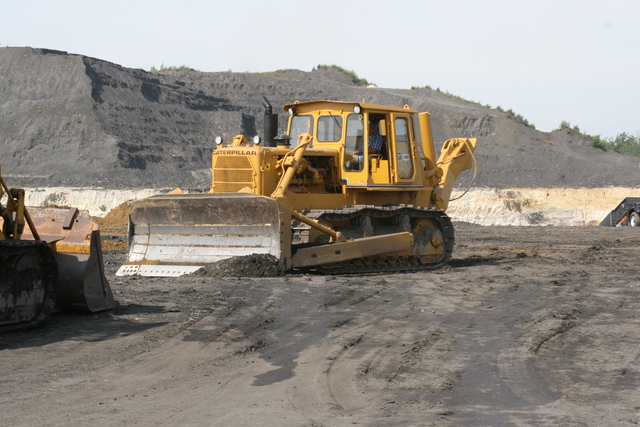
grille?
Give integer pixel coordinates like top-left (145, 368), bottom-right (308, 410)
top-left (212, 156), bottom-right (254, 192)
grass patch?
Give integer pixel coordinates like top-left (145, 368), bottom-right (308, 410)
top-left (150, 64), bottom-right (196, 72)
top-left (313, 64), bottom-right (373, 86)
top-left (496, 106), bottom-right (535, 129)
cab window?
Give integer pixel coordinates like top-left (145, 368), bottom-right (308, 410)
top-left (317, 115), bottom-right (343, 142)
top-left (394, 117), bottom-right (414, 179)
top-left (343, 113), bottom-right (364, 171)
top-left (289, 115), bottom-right (313, 147)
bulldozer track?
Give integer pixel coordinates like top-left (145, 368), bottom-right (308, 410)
top-left (0, 239), bottom-right (58, 331)
top-left (292, 205), bottom-right (454, 274)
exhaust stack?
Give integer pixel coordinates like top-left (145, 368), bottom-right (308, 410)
top-left (262, 97), bottom-right (278, 147)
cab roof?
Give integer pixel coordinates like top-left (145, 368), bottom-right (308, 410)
top-left (282, 100), bottom-right (418, 115)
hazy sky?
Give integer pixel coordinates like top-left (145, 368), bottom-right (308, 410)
top-left (1, 0), bottom-right (638, 139)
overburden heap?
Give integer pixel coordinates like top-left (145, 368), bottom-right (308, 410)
top-left (1, 46), bottom-right (638, 189)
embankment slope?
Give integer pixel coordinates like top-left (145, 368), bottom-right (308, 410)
top-left (1, 46), bottom-right (639, 190)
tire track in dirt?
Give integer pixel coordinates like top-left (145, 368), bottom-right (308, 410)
top-left (424, 256), bottom-right (582, 425)
top-left (281, 273), bottom-right (470, 424)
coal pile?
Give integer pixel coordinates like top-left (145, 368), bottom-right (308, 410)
top-left (2, 46), bottom-right (639, 189)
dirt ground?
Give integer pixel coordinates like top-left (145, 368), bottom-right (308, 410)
top-left (2, 223), bottom-right (640, 426)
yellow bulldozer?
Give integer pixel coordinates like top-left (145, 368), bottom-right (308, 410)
top-left (117, 99), bottom-right (477, 276)
top-left (0, 167), bottom-right (115, 328)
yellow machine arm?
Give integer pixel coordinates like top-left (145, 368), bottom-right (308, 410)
top-left (431, 138), bottom-right (478, 210)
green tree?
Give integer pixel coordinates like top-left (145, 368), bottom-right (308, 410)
top-left (590, 132), bottom-right (640, 157)
top-left (608, 132), bottom-right (640, 157)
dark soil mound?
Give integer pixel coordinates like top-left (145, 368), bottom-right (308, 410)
top-left (192, 254), bottom-right (283, 278)
top-left (2, 46), bottom-right (639, 189)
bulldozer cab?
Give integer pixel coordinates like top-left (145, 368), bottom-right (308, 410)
top-left (286, 102), bottom-right (420, 189)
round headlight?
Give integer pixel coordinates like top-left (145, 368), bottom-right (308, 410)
top-left (253, 135), bottom-right (261, 145)
top-left (215, 136), bottom-right (223, 145)
top-left (353, 106), bottom-right (361, 114)
top-left (288, 107), bottom-right (296, 116)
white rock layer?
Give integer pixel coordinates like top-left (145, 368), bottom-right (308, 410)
top-left (8, 187), bottom-right (638, 226)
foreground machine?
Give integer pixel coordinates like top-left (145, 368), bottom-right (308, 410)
top-left (0, 167), bottom-right (115, 328)
top-left (117, 100), bottom-right (477, 276)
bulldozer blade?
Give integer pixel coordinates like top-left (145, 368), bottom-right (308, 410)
top-left (116, 193), bottom-right (287, 277)
top-left (22, 207), bottom-right (115, 313)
